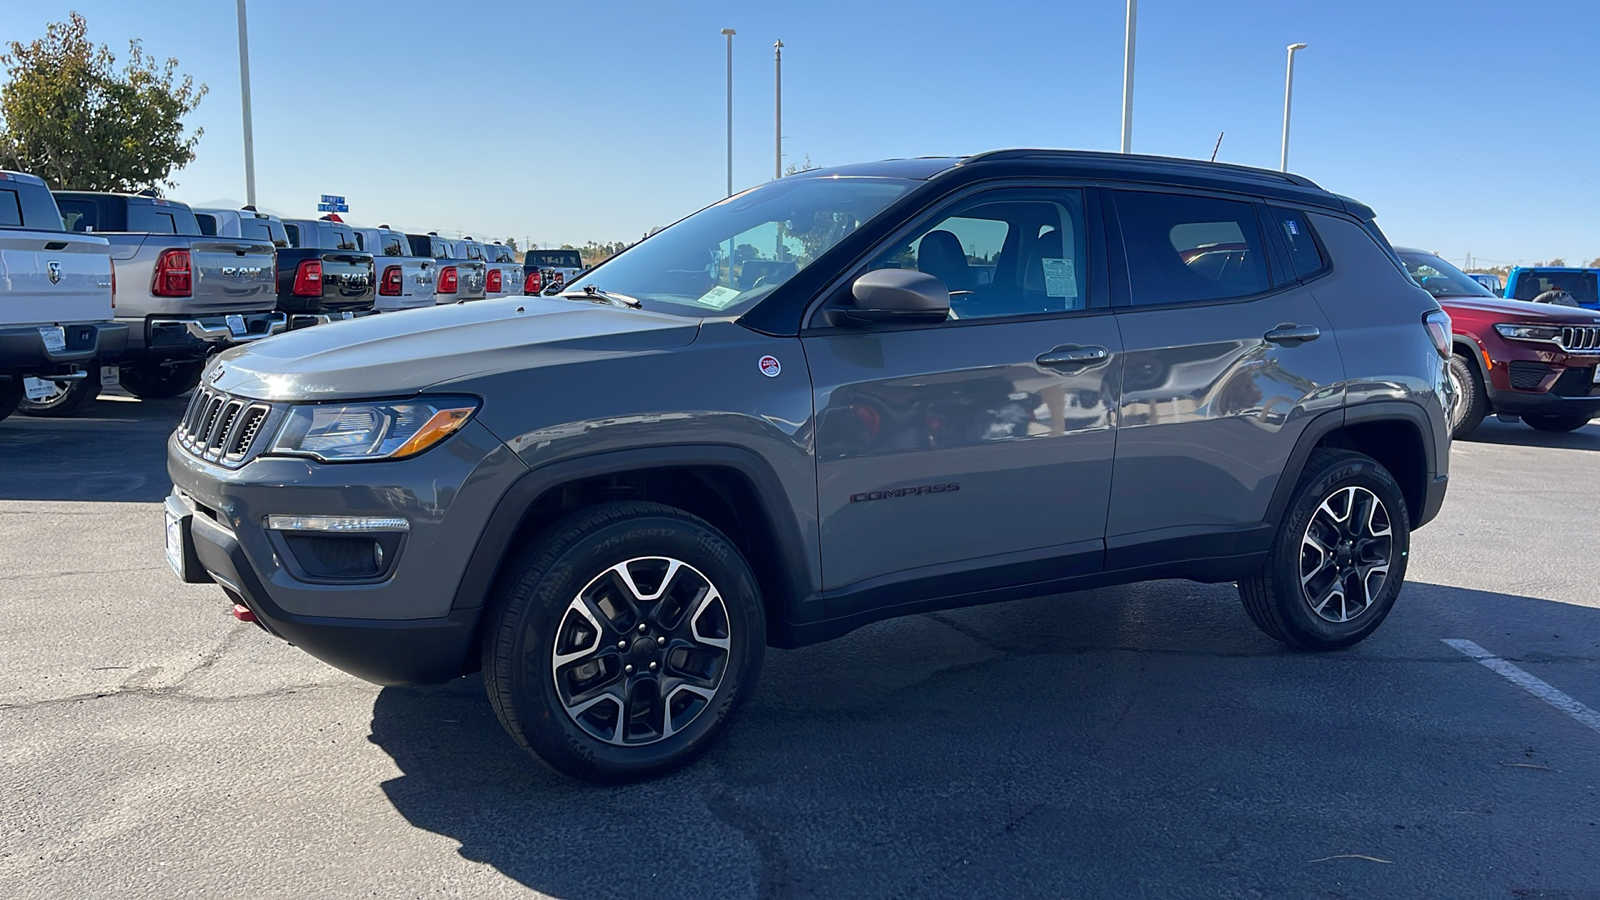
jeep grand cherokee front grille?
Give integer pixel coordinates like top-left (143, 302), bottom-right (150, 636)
top-left (1558, 326), bottom-right (1600, 352)
top-left (176, 387), bottom-right (276, 466)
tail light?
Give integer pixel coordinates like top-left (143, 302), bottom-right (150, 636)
top-left (552, 271), bottom-right (565, 287)
top-left (487, 268), bottom-right (503, 293)
top-left (1423, 309), bottom-right (1452, 358)
top-left (380, 265), bottom-right (403, 296)
top-left (292, 260), bottom-right (323, 298)
top-left (524, 270), bottom-right (542, 294)
top-left (438, 265), bottom-right (458, 295)
top-left (151, 249), bottom-right (192, 297)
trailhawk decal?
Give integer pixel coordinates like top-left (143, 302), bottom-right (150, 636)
top-left (850, 483), bottom-right (960, 503)
top-left (758, 355), bottom-right (781, 377)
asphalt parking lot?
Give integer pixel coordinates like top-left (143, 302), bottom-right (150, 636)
top-left (2, 395), bottom-right (1598, 899)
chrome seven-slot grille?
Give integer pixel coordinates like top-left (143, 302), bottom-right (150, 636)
top-left (1558, 326), bottom-right (1600, 352)
top-left (177, 386), bottom-right (273, 465)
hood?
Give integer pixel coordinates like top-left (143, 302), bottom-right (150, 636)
top-left (1437, 295), bottom-right (1600, 324)
top-left (207, 297), bottom-right (701, 401)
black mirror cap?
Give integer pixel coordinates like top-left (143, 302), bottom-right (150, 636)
top-left (843, 268), bottom-right (950, 325)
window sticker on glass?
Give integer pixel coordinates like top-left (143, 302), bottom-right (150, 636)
top-left (695, 285), bottom-right (744, 309)
top-left (1285, 219), bottom-right (1300, 235)
top-left (1041, 258), bottom-right (1078, 298)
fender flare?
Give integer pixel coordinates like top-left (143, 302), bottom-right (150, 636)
top-left (1262, 400), bottom-right (1439, 530)
top-left (449, 444), bottom-right (815, 628)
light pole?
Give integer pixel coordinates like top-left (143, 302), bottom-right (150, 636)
top-left (1120, 0), bottom-right (1136, 153)
top-left (774, 40), bottom-right (783, 180)
top-left (1281, 42), bottom-right (1308, 172)
top-left (235, 0), bottom-right (256, 207)
top-left (721, 28), bottom-right (736, 197)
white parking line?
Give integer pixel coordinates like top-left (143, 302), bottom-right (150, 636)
top-left (1443, 639), bottom-right (1600, 735)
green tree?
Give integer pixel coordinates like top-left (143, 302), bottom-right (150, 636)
top-left (0, 13), bottom-right (208, 192)
top-left (1547, 257), bottom-right (1567, 267)
top-left (782, 153), bottom-right (818, 177)
top-left (502, 237), bottom-right (519, 254)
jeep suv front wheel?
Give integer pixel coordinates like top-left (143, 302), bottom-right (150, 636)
top-left (482, 501), bottom-right (765, 783)
top-left (1240, 449), bottom-right (1410, 651)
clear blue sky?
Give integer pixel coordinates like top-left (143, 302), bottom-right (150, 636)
top-left (4, 0), bottom-right (1595, 266)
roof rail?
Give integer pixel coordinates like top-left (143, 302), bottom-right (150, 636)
top-left (960, 148), bottom-right (1322, 190)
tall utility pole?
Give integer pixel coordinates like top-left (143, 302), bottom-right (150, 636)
top-left (721, 28), bottom-right (736, 197)
top-left (235, 0), bottom-right (257, 207)
top-left (774, 40), bottom-right (784, 180)
top-left (1120, 0), bottom-right (1136, 153)
top-left (1281, 42), bottom-right (1308, 172)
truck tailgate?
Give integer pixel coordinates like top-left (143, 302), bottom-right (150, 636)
top-left (191, 239), bottom-right (278, 314)
top-left (319, 253), bottom-right (375, 312)
top-left (0, 230), bottom-right (114, 327)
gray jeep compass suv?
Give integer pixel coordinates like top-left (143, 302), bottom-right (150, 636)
top-left (165, 150), bottom-right (1451, 783)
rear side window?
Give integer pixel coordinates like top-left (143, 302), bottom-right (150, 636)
top-left (1113, 190), bottom-right (1270, 306)
top-left (0, 189), bottom-right (22, 227)
top-left (129, 206), bottom-right (178, 234)
top-left (332, 227), bottom-right (357, 250)
top-left (284, 223), bottom-right (303, 247)
top-left (1269, 207), bottom-right (1327, 279)
top-left (196, 213), bottom-right (218, 236)
top-left (59, 199), bottom-right (98, 232)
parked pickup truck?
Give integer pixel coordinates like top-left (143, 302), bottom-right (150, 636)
top-left (279, 217), bottom-right (377, 328)
top-left (407, 232), bottom-right (485, 303)
top-left (195, 206), bottom-right (290, 249)
top-left (479, 240), bottom-right (520, 299)
top-left (38, 190), bottom-right (281, 414)
top-left (522, 247), bottom-right (585, 295)
top-left (0, 172), bottom-right (126, 423)
top-left (353, 225), bottom-right (435, 311)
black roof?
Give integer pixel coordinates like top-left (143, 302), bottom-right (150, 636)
top-left (793, 148), bottom-right (1363, 217)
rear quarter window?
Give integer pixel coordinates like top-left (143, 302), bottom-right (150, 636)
top-left (1269, 207), bottom-right (1328, 279)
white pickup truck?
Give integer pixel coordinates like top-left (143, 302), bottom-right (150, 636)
top-left (0, 172), bottom-right (124, 423)
top-left (478, 240), bottom-right (521, 300)
top-left (353, 225), bottom-right (436, 311)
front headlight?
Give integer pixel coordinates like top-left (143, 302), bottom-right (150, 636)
top-left (1494, 323), bottom-right (1562, 343)
top-left (268, 397), bottom-right (479, 462)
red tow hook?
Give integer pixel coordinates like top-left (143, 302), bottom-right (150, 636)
top-left (232, 604), bottom-right (257, 623)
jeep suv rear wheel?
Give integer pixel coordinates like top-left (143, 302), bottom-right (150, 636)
top-left (481, 501), bottom-right (765, 783)
top-left (1240, 449), bottom-right (1410, 651)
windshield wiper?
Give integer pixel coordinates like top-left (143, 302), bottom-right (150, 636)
top-left (560, 285), bottom-right (642, 309)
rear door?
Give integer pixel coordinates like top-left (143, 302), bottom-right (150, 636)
top-left (1103, 188), bottom-right (1345, 565)
top-left (804, 184), bottom-right (1120, 604)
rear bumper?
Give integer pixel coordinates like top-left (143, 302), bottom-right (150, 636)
top-left (287, 308), bottom-right (380, 330)
top-left (123, 312), bottom-right (286, 362)
top-left (0, 321), bottom-right (128, 375)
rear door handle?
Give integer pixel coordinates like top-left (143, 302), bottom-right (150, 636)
top-left (1263, 324), bottom-right (1321, 345)
top-left (1036, 345), bottom-right (1110, 368)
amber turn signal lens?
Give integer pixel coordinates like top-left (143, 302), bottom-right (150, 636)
top-left (391, 407), bottom-right (475, 458)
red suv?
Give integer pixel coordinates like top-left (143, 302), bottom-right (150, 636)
top-left (1399, 248), bottom-right (1600, 436)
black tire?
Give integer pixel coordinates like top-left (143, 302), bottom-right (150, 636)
top-left (1523, 414), bottom-right (1593, 433)
top-left (18, 367), bottom-right (101, 418)
top-left (0, 378), bottom-right (21, 423)
top-left (1240, 449), bottom-right (1411, 651)
top-left (1446, 352), bottom-right (1488, 439)
top-left (119, 361), bottom-right (204, 400)
top-left (482, 501), bottom-right (765, 784)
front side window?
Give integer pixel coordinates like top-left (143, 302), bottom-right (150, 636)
top-left (858, 188), bottom-right (1089, 319)
top-left (1114, 191), bottom-right (1270, 306)
top-left (573, 175), bottom-right (915, 317)
top-left (1398, 251), bottom-right (1495, 299)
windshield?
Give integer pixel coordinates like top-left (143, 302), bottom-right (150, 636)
top-left (573, 176), bottom-right (916, 316)
top-left (1511, 269), bottom-right (1599, 304)
top-left (1398, 251), bottom-right (1495, 298)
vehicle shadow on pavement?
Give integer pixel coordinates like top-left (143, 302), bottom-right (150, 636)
top-left (366, 581), bottom-right (1600, 899)
top-left (0, 392), bottom-right (189, 502)
top-left (1462, 417), bottom-right (1600, 451)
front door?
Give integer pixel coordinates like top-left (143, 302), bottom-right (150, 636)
top-left (803, 186), bottom-right (1121, 606)
top-left (1104, 188), bottom-right (1345, 559)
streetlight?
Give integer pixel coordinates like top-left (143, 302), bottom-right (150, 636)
top-left (774, 40), bottom-right (783, 180)
top-left (1281, 42), bottom-right (1308, 172)
top-left (1120, 0), bottom-right (1136, 153)
top-left (721, 28), bottom-right (736, 197)
top-left (235, 0), bottom-right (256, 207)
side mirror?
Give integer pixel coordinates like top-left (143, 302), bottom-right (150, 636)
top-left (840, 268), bottom-right (950, 326)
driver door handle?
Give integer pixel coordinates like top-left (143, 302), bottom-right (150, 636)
top-left (1263, 324), bottom-right (1321, 346)
top-left (1036, 345), bottom-right (1110, 369)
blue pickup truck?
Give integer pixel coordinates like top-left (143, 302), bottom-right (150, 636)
top-left (1504, 266), bottom-right (1599, 308)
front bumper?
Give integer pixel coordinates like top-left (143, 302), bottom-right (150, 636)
top-left (164, 419), bottom-right (529, 685)
top-left (0, 321), bottom-right (128, 376)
